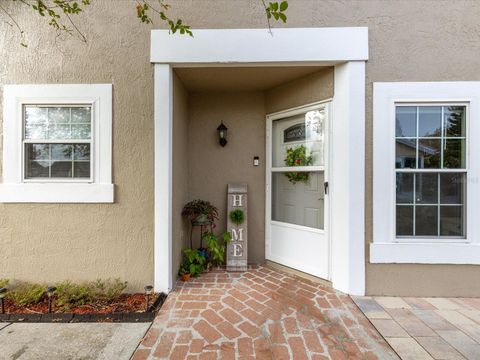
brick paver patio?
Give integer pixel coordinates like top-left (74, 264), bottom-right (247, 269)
top-left (353, 296), bottom-right (480, 360)
top-left (132, 266), bottom-right (398, 359)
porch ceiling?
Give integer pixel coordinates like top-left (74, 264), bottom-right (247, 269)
top-left (174, 66), bottom-right (325, 92)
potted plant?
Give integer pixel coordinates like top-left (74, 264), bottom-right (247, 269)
top-left (203, 231), bottom-right (231, 269)
top-left (178, 265), bottom-right (191, 282)
top-left (181, 200), bottom-right (219, 225)
top-left (178, 248), bottom-right (206, 281)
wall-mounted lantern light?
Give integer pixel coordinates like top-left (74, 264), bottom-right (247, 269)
top-left (217, 122), bottom-right (228, 147)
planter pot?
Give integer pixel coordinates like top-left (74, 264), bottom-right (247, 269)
top-left (192, 214), bottom-right (211, 226)
top-left (181, 273), bottom-right (191, 282)
top-left (198, 248), bottom-right (209, 261)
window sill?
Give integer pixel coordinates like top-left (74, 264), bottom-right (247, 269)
top-left (370, 242), bottom-right (480, 265)
top-left (0, 183), bottom-right (114, 203)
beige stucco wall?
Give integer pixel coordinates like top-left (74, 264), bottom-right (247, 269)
top-left (183, 69), bottom-right (333, 266)
top-left (0, 1), bottom-right (154, 291)
top-left (172, 73), bottom-right (189, 281)
top-left (265, 68), bottom-right (334, 114)
top-left (187, 92), bottom-right (266, 263)
top-left (2, 0), bottom-right (480, 295)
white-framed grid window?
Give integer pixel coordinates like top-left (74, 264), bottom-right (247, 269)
top-left (395, 104), bottom-right (467, 240)
top-left (372, 82), bottom-right (480, 264)
top-left (23, 105), bottom-right (93, 182)
top-left (1, 84), bottom-right (114, 203)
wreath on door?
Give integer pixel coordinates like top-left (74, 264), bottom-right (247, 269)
top-left (284, 145), bottom-right (313, 184)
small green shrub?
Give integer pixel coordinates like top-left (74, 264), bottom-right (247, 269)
top-left (204, 231), bottom-right (231, 267)
top-left (55, 281), bottom-right (94, 309)
top-left (7, 282), bottom-right (45, 305)
top-left (3, 278), bottom-right (128, 310)
top-left (229, 209), bottom-right (245, 225)
top-left (179, 248), bottom-right (206, 277)
top-left (91, 279), bottom-right (127, 302)
top-left (0, 279), bottom-right (9, 288)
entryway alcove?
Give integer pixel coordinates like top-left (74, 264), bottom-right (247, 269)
top-left (170, 66), bottom-right (334, 290)
top-left (152, 28), bottom-right (368, 296)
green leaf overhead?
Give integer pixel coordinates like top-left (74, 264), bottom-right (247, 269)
top-left (2, 0), bottom-right (289, 47)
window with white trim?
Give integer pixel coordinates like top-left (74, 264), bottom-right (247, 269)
top-left (395, 104), bottom-right (466, 239)
top-left (372, 82), bottom-right (480, 265)
top-left (1, 84), bottom-right (113, 203)
top-left (24, 105), bottom-right (93, 181)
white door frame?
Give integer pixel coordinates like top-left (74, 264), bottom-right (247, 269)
top-left (265, 100), bottom-right (332, 279)
top-left (151, 27), bottom-right (368, 295)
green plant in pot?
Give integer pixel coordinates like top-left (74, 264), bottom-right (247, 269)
top-left (178, 248), bottom-right (206, 281)
top-left (181, 199), bottom-right (219, 225)
top-left (203, 231), bottom-right (231, 268)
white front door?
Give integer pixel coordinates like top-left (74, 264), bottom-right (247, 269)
top-left (266, 102), bottom-right (330, 279)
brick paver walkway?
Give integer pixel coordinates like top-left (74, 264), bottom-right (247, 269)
top-left (132, 266), bottom-right (398, 359)
top-left (353, 296), bottom-right (480, 360)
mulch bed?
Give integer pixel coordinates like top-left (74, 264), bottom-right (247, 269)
top-left (0, 293), bottom-right (166, 323)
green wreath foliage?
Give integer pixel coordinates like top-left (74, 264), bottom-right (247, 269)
top-left (229, 209), bottom-right (245, 225)
top-left (284, 145), bottom-right (313, 184)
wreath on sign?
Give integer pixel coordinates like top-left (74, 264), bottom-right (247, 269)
top-left (284, 145), bottom-right (313, 184)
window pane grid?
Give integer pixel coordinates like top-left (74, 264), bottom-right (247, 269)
top-left (23, 105), bottom-right (92, 181)
top-left (395, 104), bottom-right (466, 239)
top-left (396, 105), bottom-right (466, 170)
top-left (24, 143), bottom-right (91, 180)
top-left (396, 172), bottom-right (465, 237)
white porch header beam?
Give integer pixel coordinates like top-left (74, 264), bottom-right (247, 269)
top-left (151, 28), bottom-right (368, 65)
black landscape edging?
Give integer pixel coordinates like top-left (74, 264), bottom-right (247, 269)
top-left (0, 292), bottom-right (167, 323)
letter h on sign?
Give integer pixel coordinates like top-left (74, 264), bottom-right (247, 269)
top-left (226, 183), bottom-right (248, 271)
top-left (232, 194), bottom-right (243, 207)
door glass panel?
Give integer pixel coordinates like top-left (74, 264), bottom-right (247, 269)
top-left (271, 171), bottom-right (324, 229)
top-left (272, 107), bottom-right (326, 168)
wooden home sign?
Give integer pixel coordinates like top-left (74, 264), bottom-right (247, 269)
top-left (226, 183), bottom-right (248, 271)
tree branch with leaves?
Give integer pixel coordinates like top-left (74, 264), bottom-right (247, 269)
top-left (1, 0), bottom-right (289, 47)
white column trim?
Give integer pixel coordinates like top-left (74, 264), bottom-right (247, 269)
top-left (154, 64), bottom-right (174, 293)
top-left (330, 61), bottom-right (366, 296)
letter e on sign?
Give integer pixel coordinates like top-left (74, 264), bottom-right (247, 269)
top-left (233, 243), bottom-right (243, 257)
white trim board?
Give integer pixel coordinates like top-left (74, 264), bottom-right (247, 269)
top-left (154, 64), bottom-right (174, 293)
top-left (372, 81), bottom-right (480, 264)
top-left (151, 27), bottom-right (368, 295)
top-left (371, 243), bottom-right (480, 264)
top-left (1, 84), bottom-right (114, 203)
top-left (330, 62), bottom-right (366, 295)
top-left (151, 28), bottom-right (368, 65)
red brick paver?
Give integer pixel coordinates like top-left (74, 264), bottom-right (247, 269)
top-left (134, 266), bottom-right (398, 359)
